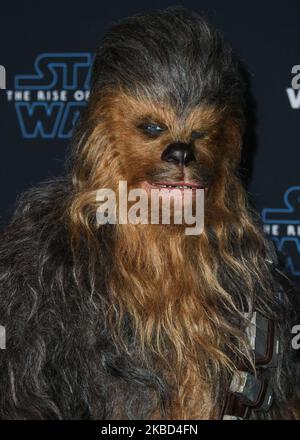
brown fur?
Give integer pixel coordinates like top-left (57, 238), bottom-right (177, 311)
top-left (1, 7), bottom-right (299, 420)
top-left (68, 88), bottom-right (275, 418)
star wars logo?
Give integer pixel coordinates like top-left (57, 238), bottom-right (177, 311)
top-left (5, 53), bottom-right (92, 138)
top-left (262, 186), bottom-right (300, 277)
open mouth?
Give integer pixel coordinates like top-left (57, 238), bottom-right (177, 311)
top-left (146, 181), bottom-right (206, 190)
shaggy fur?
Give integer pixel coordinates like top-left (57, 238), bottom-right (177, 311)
top-left (0, 6), bottom-right (299, 419)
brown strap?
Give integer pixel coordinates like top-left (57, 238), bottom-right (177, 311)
top-left (221, 313), bottom-right (278, 420)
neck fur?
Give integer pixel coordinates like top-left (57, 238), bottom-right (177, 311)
top-left (107, 223), bottom-right (247, 418)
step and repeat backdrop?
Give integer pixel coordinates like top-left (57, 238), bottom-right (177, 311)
top-left (0, 1), bottom-right (299, 288)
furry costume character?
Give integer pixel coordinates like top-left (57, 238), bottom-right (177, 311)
top-left (0, 6), bottom-right (299, 419)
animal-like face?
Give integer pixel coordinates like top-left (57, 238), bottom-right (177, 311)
top-left (72, 6), bottom-right (247, 233)
top-left (99, 91), bottom-right (242, 204)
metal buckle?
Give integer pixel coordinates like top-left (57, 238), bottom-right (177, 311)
top-left (245, 312), bottom-right (279, 368)
top-left (229, 371), bottom-right (273, 411)
top-left (223, 415), bottom-right (244, 420)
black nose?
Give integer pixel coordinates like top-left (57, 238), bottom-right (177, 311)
top-left (161, 142), bottom-right (195, 166)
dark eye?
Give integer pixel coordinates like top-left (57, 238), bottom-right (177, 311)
top-left (138, 122), bottom-right (167, 137)
top-left (191, 130), bottom-right (208, 141)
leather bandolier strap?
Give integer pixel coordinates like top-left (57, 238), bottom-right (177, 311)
top-left (221, 241), bottom-right (282, 420)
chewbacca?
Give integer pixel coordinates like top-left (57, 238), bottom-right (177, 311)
top-left (0, 6), bottom-right (299, 420)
